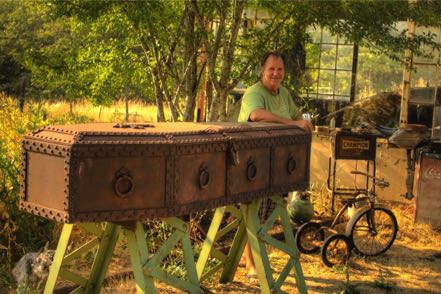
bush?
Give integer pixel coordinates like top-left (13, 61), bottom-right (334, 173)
top-left (0, 93), bottom-right (93, 288)
top-left (0, 94), bottom-right (56, 286)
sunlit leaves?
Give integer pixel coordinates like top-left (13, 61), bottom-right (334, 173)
top-left (0, 94), bottom-right (54, 278)
top-left (2, 0), bottom-right (441, 117)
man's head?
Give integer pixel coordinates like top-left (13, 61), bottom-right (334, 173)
top-left (260, 52), bottom-right (285, 94)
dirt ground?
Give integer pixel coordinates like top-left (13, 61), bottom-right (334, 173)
top-left (91, 202), bottom-right (440, 294)
top-left (51, 134), bottom-right (441, 293)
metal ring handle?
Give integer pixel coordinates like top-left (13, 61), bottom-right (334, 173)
top-left (246, 158), bottom-right (257, 181)
top-left (287, 154), bottom-right (296, 174)
top-left (199, 166), bottom-right (210, 189)
top-left (114, 174), bottom-right (135, 199)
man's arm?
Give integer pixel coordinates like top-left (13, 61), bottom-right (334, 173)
top-left (249, 108), bottom-right (293, 124)
top-left (250, 108), bottom-right (313, 132)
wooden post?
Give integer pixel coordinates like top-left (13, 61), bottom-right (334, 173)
top-left (401, 11), bottom-right (416, 128)
top-left (44, 223), bottom-right (120, 294)
top-left (432, 28), bottom-right (441, 140)
top-left (45, 220), bottom-right (202, 293)
top-left (124, 218), bottom-right (203, 293)
top-left (197, 197), bottom-right (308, 293)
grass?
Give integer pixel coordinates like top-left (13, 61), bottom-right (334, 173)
top-left (39, 99), bottom-right (167, 123)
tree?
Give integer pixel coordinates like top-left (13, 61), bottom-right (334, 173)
top-left (50, 0), bottom-right (207, 121)
top-left (0, 0), bottom-right (92, 111)
top-left (190, 0), bottom-right (247, 121)
top-left (122, 0), bottom-right (203, 121)
top-left (0, 0), bottom-right (41, 108)
top-left (3, 0), bottom-right (441, 121)
top-left (72, 5), bottom-right (153, 107)
top-left (0, 0), bottom-right (28, 107)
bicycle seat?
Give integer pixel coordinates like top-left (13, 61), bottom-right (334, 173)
top-left (339, 195), bottom-right (358, 205)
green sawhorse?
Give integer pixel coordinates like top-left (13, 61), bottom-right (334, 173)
top-left (44, 218), bottom-right (203, 293)
top-left (196, 195), bottom-right (308, 294)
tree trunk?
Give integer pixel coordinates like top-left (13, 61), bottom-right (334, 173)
top-left (155, 64), bottom-right (180, 121)
top-left (196, 66), bottom-right (209, 122)
top-left (208, 89), bottom-right (228, 122)
top-left (284, 26), bottom-right (306, 99)
top-left (182, 3), bottom-right (198, 122)
top-left (140, 34), bottom-right (181, 121)
top-left (207, 91), bottom-right (219, 122)
top-left (205, 76), bottom-right (213, 120)
top-left (69, 96), bottom-right (73, 115)
top-left (124, 86), bottom-right (129, 122)
top-left (151, 68), bottom-right (166, 122)
top-left (191, 0), bottom-right (246, 122)
top-left (19, 76), bottom-right (26, 112)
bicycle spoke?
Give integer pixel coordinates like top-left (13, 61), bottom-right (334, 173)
top-left (350, 208), bottom-right (397, 256)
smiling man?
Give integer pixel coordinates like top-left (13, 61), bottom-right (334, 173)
top-left (238, 51), bottom-right (313, 279)
top-left (238, 51), bottom-right (313, 132)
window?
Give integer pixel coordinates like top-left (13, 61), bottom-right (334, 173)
top-left (303, 27), bottom-right (357, 102)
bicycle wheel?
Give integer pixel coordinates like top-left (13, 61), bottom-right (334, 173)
top-left (320, 234), bottom-right (351, 268)
top-left (295, 222), bottom-right (325, 254)
top-left (349, 207), bottom-right (398, 256)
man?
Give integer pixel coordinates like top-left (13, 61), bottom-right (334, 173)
top-left (238, 51), bottom-right (313, 278)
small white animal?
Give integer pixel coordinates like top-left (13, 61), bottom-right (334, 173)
top-left (12, 244), bottom-right (55, 289)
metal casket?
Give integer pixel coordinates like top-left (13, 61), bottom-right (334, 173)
top-left (19, 122), bottom-right (311, 223)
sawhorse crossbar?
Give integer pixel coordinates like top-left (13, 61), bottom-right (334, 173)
top-left (44, 218), bottom-right (203, 293)
top-left (196, 195), bottom-right (308, 294)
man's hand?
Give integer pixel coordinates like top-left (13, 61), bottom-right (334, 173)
top-left (287, 119), bottom-right (314, 133)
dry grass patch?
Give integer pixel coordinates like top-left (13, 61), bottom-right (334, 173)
top-left (40, 99), bottom-right (165, 123)
top-left (89, 201), bottom-right (440, 293)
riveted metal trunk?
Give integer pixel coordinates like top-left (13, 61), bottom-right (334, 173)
top-left (20, 122), bottom-right (311, 223)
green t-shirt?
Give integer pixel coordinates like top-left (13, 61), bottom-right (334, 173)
top-left (238, 81), bottom-right (300, 122)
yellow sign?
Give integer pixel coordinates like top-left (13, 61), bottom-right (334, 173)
top-left (341, 139), bottom-right (370, 151)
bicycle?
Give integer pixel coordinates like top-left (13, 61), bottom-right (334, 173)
top-left (294, 170), bottom-right (398, 267)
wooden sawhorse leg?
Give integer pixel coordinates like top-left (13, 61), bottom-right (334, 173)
top-left (197, 196), bottom-right (308, 294)
top-left (122, 217), bottom-right (203, 294)
top-left (196, 205), bottom-right (245, 281)
top-left (45, 218), bottom-right (203, 293)
top-left (240, 196), bottom-right (307, 293)
top-left (44, 222), bottom-right (120, 294)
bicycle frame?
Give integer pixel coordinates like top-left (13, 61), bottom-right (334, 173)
top-left (345, 188), bottom-right (382, 237)
top-left (331, 171), bottom-right (386, 235)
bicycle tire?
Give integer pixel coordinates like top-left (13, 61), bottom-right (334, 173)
top-left (295, 222), bottom-right (324, 254)
top-left (320, 234), bottom-right (351, 268)
top-left (349, 207), bottom-right (398, 256)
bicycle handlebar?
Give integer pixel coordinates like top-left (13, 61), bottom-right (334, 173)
top-left (350, 170), bottom-right (389, 188)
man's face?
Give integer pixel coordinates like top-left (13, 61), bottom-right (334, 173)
top-left (261, 55), bottom-right (285, 93)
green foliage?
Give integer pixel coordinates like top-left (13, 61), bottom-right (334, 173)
top-left (0, 94), bottom-right (93, 289)
top-left (0, 1), bottom-right (33, 98)
top-left (0, 0), bottom-right (85, 101)
top-left (0, 94), bottom-right (52, 288)
top-left (294, 0), bottom-right (441, 61)
top-left (142, 220), bottom-right (186, 279)
top-left (357, 48), bottom-right (402, 95)
top-left (140, 212), bottom-right (206, 278)
top-left (72, 3), bottom-right (153, 105)
top-left (3, 0), bottom-right (441, 120)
